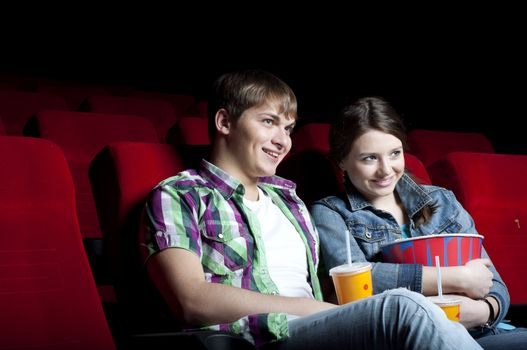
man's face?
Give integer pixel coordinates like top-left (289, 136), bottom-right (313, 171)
top-left (223, 103), bottom-right (295, 184)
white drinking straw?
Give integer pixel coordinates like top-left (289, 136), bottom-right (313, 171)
top-left (435, 255), bottom-right (443, 298)
top-left (345, 229), bottom-right (352, 266)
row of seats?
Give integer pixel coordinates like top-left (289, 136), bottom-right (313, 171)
top-left (1, 136), bottom-right (525, 348)
top-left (0, 90), bottom-right (208, 141)
top-left (1, 111), bottom-right (210, 240)
top-left (0, 136), bottom-right (255, 349)
top-left (2, 100), bottom-right (525, 306)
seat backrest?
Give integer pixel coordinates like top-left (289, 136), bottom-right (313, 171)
top-left (0, 91), bottom-right (69, 135)
top-left (0, 115), bottom-right (5, 135)
top-left (290, 122), bottom-right (331, 155)
top-left (83, 95), bottom-right (179, 142)
top-left (407, 129), bottom-right (495, 167)
top-left (0, 136), bottom-right (115, 349)
top-left (277, 149), bottom-right (343, 207)
top-left (25, 110), bottom-right (159, 239)
top-left (37, 84), bottom-right (110, 109)
top-left (428, 152), bottom-right (527, 304)
top-left (89, 141), bottom-right (186, 330)
top-left (129, 91), bottom-right (197, 116)
top-left (166, 117), bottom-right (211, 169)
top-left (167, 117), bottom-right (210, 146)
top-left (405, 153), bottom-right (432, 185)
top-left (196, 100), bottom-right (208, 118)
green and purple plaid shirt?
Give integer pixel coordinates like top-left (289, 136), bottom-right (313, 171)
top-left (140, 160), bottom-right (322, 345)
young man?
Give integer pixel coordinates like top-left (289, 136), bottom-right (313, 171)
top-left (140, 70), bottom-right (482, 349)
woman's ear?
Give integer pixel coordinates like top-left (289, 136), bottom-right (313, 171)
top-left (215, 109), bottom-right (231, 135)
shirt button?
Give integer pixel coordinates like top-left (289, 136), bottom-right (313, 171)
top-left (365, 231), bottom-right (372, 239)
top-left (156, 231), bottom-right (163, 237)
top-left (218, 233), bottom-right (224, 239)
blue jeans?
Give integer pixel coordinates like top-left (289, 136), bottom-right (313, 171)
top-left (266, 288), bottom-right (481, 350)
top-left (472, 326), bottom-right (527, 350)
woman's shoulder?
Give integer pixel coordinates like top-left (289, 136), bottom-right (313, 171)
top-left (419, 184), bottom-right (460, 205)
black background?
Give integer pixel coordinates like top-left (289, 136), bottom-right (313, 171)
top-left (1, 8), bottom-right (525, 154)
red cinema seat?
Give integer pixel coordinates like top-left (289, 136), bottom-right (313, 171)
top-left (0, 91), bottom-right (68, 135)
top-left (277, 147), bottom-right (342, 207)
top-left (129, 91), bottom-right (197, 116)
top-left (166, 117), bottom-right (211, 169)
top-left (37, 84), bottom-right (110, 110)
top-left (428, 152), bottom-right (527, 304)
top-left (25, 110), bottom-right (159, 239)
top-left (0, 116), bottom-right (6, 135)
top-left (89, 142), bottom-right (256, 349)
top-left (89, 142), bottom-right (186, 331)
top-left (196, 100), bottom-right (208, 118)
top-left (0, 136), bottom-right (115, 350)
top-left (407, 129), bottom-right (495, 167)
top-left (167, 116), bottom-right (210, 146)
top-left (290, 122), bottom-right (331, 155)
top-left (82, 95), bottom-right (178, 142)
top-left (405, 153), bottom-right (432, 185)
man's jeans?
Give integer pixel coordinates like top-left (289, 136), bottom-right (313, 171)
top-left (269, 288), bottom-right (481, 350)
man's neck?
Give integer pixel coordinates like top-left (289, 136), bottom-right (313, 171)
top-left (244, 185), bottom-right (259, 201)
top-left (210, 146), bottom-right (259, 201)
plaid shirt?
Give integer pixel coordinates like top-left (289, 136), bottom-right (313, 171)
top-left (140, 159), bottom-right (322, 345)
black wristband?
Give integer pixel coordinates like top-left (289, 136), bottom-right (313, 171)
top-left (482, 297), bottom-right (495, 327)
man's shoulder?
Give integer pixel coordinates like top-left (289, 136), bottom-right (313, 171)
top-left (156, 169), bottom-right (211, 192)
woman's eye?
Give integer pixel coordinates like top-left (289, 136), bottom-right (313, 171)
top-left (263, 119), bottom-right (273, 125)
top-left (363, 155), bottom-right (376, 161)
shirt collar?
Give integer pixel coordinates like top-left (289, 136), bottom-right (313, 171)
top-left (198, 159), bottom-right (297, 200)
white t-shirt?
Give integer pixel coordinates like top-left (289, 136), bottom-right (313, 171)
top-left (243, 187), bottom-right (313, 299)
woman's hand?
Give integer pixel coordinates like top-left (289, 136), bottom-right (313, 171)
top-left (459, 259), bottom-right (493, 299)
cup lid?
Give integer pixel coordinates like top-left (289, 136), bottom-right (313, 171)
top-left (427, 295), bottom-right (462, 306)
top-left (329, 262), bottom-right (371, 276)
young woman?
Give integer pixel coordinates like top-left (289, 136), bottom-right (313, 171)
top-left (311, 96), bottom-right (527, 350)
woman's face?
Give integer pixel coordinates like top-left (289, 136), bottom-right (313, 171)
top-left (340, 129), bottom-right (405, 203)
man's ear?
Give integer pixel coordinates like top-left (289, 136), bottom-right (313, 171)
top-left (215, 108), bottom-right (231, 135)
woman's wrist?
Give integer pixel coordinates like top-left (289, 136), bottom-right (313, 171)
top-left (481, 296), bottom-right (499, 327)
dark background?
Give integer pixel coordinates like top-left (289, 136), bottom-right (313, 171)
top-left (1, 10), bottom-right (525, 154)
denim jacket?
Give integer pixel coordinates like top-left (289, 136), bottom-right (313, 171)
top-left (311, 173), bottom-right (509, 327)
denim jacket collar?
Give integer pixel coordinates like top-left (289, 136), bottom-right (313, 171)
top-left (345, 173), bottom-right (433, 217)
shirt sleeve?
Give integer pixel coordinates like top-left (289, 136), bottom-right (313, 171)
top-left (140, 184), bottom-right (202, 264)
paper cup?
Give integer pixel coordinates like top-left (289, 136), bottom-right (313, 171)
top-left (329, 262), bottom-right (372, 304)
top-left (427, 295), bottom-right (461, 322)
